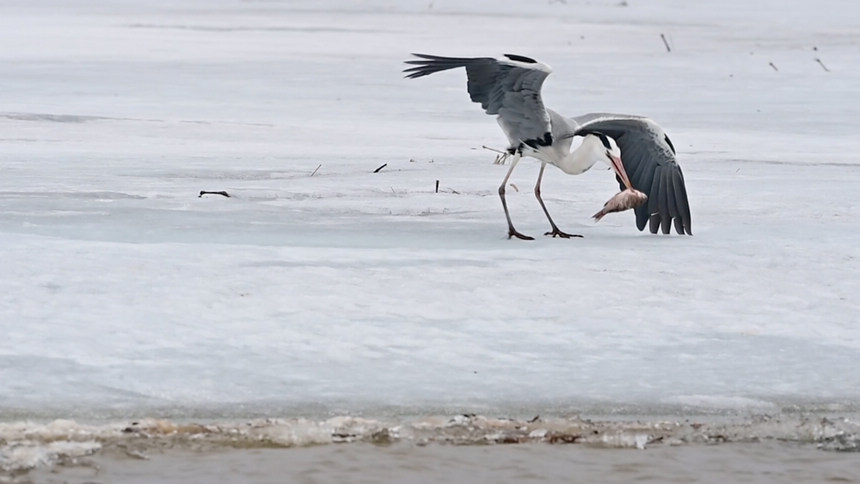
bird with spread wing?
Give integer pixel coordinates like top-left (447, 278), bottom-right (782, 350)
top-left (403, 53), bottom-right (692, 239)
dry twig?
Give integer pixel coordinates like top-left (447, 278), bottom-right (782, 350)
top-left (199, 190), bottom-right (230, 198)
top-left (660, 33), bottom-right (671, 53)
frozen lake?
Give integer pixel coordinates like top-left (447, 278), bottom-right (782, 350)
top-left (1, 0), bottom-right (859, 424)
top-left (3, 0), bottom-right (860, 477)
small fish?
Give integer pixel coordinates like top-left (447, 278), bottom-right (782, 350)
top-left (592, 188), bottom-right (648, 222)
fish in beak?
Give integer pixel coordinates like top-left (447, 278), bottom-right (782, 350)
top-left (593, 152), bottom-right (648, 222)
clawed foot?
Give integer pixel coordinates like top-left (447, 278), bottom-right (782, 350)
top-left (544, 228), bottom-right (583, 238)
top-left (508, 229), bottom-right (535, 240)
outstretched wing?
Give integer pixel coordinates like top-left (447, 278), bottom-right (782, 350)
top-left (573, 114), bottom-right (692, 235)
top-left (404, 53), bottom-right (553, 147)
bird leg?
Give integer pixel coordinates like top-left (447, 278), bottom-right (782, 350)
top-left (498, 154), bottom-right (533, 240)
top-left (534, 163), bottom-right (583, 239)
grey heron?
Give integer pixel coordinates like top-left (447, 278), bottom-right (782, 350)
top-left (403, 53), bottom-right (692, 239)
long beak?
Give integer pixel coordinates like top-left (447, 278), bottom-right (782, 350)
top-left (608, 154), bottom-right (633, 190)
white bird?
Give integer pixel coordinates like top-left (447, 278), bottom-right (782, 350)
top-left (403, 53), bottom-right (692, 239)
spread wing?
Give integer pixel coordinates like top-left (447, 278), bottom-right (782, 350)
top-left (573, 114), bottom-right (692, 235)
top-left (404, 53), bottom-right (553, 147)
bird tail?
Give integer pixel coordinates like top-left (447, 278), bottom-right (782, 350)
top-left (403, 53), bottom-right (477, 79)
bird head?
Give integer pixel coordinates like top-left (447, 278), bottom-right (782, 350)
top-left (579, 133), bottom-right (632, 191)
top-left (603, 136), bottom-right (621, 163)
top-left (599, 136), bottom-right (632, 190)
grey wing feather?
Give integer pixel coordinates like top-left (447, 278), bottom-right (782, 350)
top-left (404, 53), bottom-right (552, 144)
top-left (573, 115), bottom-right (692, 235)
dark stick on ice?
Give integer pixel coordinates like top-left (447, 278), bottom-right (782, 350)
top-left (373, 163), bottom-right (387, 173)
top-left (769, 62), bottom-right (779, 71)
top-left (815, 58), bottom-right (830, 72)
top-left (199, 190), bottom-right (230, 198)
top-left (435, 179), bottom-right (440, 193)
top-left (310, 164), bottom-right (322, 176)
top-left (660, 33), bottom-right (671, 53)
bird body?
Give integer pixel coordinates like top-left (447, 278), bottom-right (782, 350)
top-left (493, 108), bottom-right (591, 175)
top-left (403, 53), bottom-right (692, 238)
top-left (538, 110), bottom-right (619, 175)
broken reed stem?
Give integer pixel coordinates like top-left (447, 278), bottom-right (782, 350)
top-left (310, 164), bottom-right (322, 176)
top-left (199, 190), bottom-right (230, 198)
top-left (434, 180), bottom-right (460, 194)
top-left (481, 145), bottom-right (506, 154)
top-left (373, 163), bottom-right (387, 173)
top-left (660, 33), bottom-right (671, 53)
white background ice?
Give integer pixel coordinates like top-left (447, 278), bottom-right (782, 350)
top-left (1, 0), bottom-right (858, 418)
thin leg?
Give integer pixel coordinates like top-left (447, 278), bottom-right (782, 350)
top-left (498, 155), bottom-right (533, 240)
top-left (534, 163), bottom-right (583, 239)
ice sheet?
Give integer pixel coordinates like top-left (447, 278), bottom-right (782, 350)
top-left (1, 0), bottom-right (859, 420)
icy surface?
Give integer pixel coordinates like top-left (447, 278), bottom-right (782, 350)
top-left (1, 0), bottom-right (859, 421)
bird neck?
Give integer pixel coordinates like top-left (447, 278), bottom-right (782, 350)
top-left (556, 136), bottom-right (603, 175)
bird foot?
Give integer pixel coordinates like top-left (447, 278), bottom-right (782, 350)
top-left (507, 229), bottom-right (534, 240)
top-left (544, 228), bottom-right (583, 239)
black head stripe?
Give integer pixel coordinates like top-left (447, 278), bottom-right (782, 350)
top-left (574, 129), bottom-right (611, 150)
top-left (597, 133), bottom-right (612, 150)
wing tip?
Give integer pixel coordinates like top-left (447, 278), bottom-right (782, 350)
top-left (497, 54), bottom-right (552, 73)
top-left (502, 53), bottom-right (537, 64)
